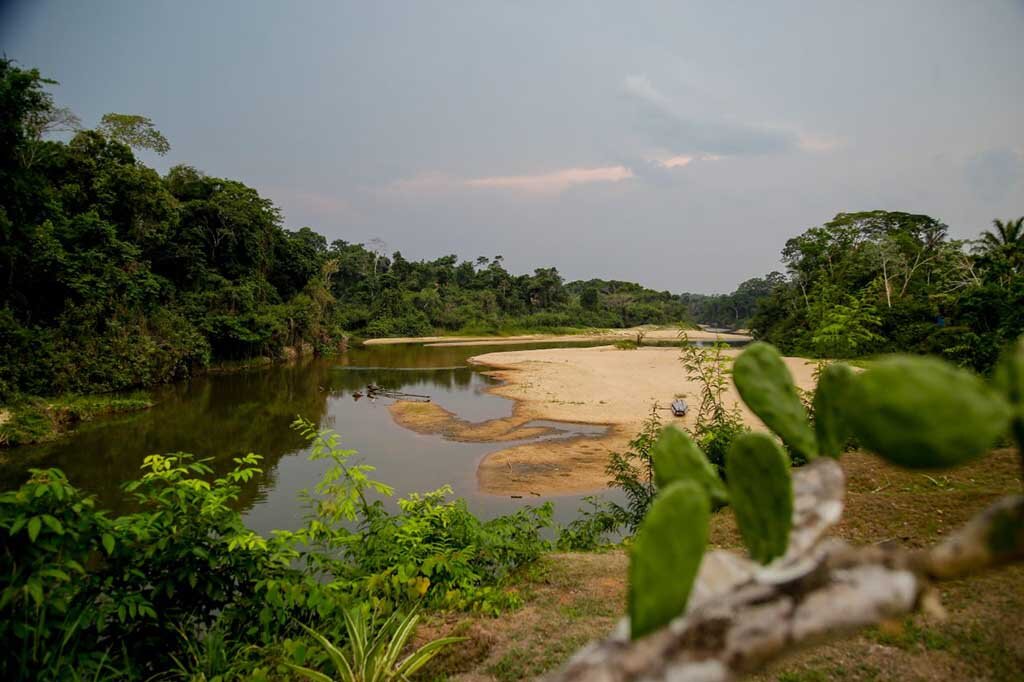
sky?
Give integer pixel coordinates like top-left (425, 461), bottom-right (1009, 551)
top-left (2, 1), bottom-right (1022, 293)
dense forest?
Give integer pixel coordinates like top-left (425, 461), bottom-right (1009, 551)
top-left (683, 211), bottom-right (1023, 372)
top-left (0, 60), bottom-right (689, 402)
top-left (2, 58), bottom-right (1020, 406)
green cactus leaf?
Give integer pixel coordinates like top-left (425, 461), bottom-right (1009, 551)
top-left (628, 480), bottom-right (710, 639)
top-left (733, 342), bottom-right (817, 460)
top-left (846, 356), bottom-right (1012, 469)
top-left (813, 363), bottom-right (855, 458)
top-left (652, 426), bottom-right (729, 506)
top-left (726, 433), bottom-right (792, 564)
top-left (993, 336), bottom-right (1024, 451)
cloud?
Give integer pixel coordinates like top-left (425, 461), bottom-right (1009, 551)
top-left (465, 165), bottom-right (634, 193)
top-left (266, 187), bottom-right (353, 218)
top-left (622, 73), bottom-right (801, 156)
top-left (797, 133), bottom-right (847, 152)
top-left (383, 165), bottom-right (635, 197)
top-left (964, 148), bottom-right (1022, 202)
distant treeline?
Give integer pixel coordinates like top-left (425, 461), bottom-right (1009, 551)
top-left (0, 60), bottom-right (691, 400)
top-left (685, 211), bottom-right (1023, 372)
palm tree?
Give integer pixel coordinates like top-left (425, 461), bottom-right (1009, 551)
top-left (974, 218), bottom-right (1024, 283)
top-left (977, 217), bottom-right (1023, 253)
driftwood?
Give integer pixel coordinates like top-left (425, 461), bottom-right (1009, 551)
top-left (547, 458), bottom-right (1024, 682)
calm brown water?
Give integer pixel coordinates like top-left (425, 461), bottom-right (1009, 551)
top-left (1, 341), bottom-right (639, 534)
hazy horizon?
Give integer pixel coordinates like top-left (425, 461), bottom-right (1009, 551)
top-left (2, 0), bottom-right (1021, 294)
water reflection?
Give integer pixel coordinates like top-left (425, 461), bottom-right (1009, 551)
top-left (1, 341), bottom-right (645, 533)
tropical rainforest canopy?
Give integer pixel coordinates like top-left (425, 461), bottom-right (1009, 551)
top-left (1, 58), bottom-right (1021, 403)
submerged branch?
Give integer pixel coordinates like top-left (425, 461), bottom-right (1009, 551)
top-left (547, 458), bottom-right (1024, 682)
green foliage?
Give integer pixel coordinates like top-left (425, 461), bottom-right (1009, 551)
top-left (813, 363), bottom-right (854, 458)
top-left (603, 406), bottom-right (661, 532)
top-left (0, 60), bottom-right (692, 402)
top-left (651, 426), bottom-right (728, 507)
top-left (287, 608), bottom-right (465, 682)
top-left (555, 496), bottom-right (623, 551)
top-left (557, 406), bottom-right (665, 549)
top-left (740, 210), bottom-right (1024, 373)
top-left (844, 356), bottom-right (1012, 469)
top-left (96, 113), bottom-right (170, 155)
top-left (679, 337), bottom-right (751, 474)
top-left (0, 418), bottom-right (551, 678)
top-left (628, 481), bottom-right (710, 638)
top-left (0, 392), bottom-right (152, 446)
top-left (725, 433), bottom-right (793, 564)
top-left (732, 342), bottom-right (817, 461)
top-left (993, 336), bottom-right (1024, 451)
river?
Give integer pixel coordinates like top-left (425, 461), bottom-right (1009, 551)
top-left (1, 340), bottom-right (648, 534)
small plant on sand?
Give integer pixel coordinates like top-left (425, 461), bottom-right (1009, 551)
top-left (679, 335), bottom-right (749, 475)
top-left (558, 406), bottom-right (662, 548)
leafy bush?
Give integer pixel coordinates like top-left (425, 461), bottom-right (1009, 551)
top-left (0, 418), bottom-right (552, 678)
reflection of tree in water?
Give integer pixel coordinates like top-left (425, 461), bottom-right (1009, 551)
top-left (1, 361), bottom-right (333, 517)
top-left (1, 342), bottom-right (598, 519)
top-left (329, 367), bottom-right (476, 392)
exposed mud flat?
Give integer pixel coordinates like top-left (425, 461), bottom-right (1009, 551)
top-left (462, 346), bottom-right (820, 495)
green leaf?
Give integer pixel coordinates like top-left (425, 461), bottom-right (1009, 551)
top-left (846, 356), bottom-right (1012, 469)
top-left (652, 426), bottom-right (728, 506)
top-left (41, 514), bottom-right (64, 535)
top-left (813, 363), bottom-right (855, 458)
top-left (102, 533), bottom-right (115, 556)
top-left (733, 342), bottom-right (817, 460)
top-left (994, 336), bottom-right (1024, 451)
top-left (726, 433), bottom-right (793, 564)
top-left (628, 480), bottom-right (710, 639)
top-left (27, 516), bottom-right (41, 542)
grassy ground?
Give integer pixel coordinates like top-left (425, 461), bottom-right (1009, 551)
top-left (421, 448), bottom-right (1024, 681)
top-left (0, 391), bottom-right (153, 447)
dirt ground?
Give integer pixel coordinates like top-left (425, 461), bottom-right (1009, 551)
top-left (420, 448), bottom-right (1024, 681)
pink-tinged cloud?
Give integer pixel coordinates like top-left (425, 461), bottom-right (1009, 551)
top-left (383, 165), bottom-right (636, 197)
top-left (465, 165), bottom-right (634, 193)
top-left (798, 133), bottom-right (847, 152)
top-left (656, 154), bottom-right (722, 169)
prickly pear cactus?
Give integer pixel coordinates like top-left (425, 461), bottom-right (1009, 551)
top-left (628, 480), bottom-right (710, 638)
top-left (814, 363), bottom-right (854, 459)
top-left (726, 433), bottom-right (793, 564)
top-left (733, 342), bottom-right (818, 461)
top-left (994, 337), bottom-right (1024, 450)
top-left (652, 426), bottom-right (729, 507)
top-left (845, 356), bottom-right (1012, 469)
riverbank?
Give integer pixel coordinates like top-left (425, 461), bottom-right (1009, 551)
top-left (471, 345), bottom-right (816, 495)
top-left (363, 326), bottom-right (751, 347)
top-left (387, 344), bottom-right (816, 496)
top-left (0, 392), bottom-right (154, 449)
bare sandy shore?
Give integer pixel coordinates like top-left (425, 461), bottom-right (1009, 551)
top-left (448, 345), bottom-right (818, 495)
top-left (364, 327), bottom-right (751, 347)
